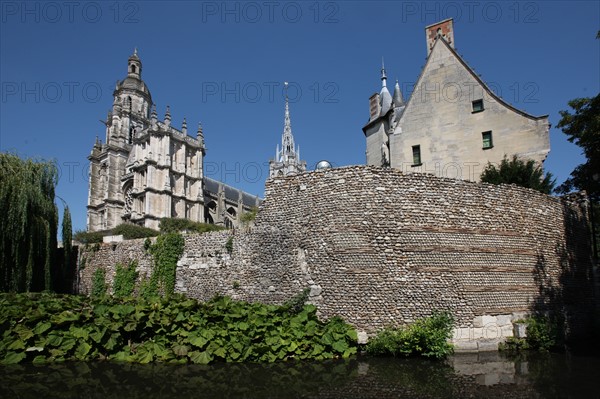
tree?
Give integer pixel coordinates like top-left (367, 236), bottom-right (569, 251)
top-left (0, 152), bottom-right (59, 292)
top-left (480, 155), bottom-right (555, 194)
top-left (61, 206), bottom-right (72, 293)
top-left (555, 94), bottom-right (600, 201)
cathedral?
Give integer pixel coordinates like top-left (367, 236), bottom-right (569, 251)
top-left (87, 50), bottom-right (260, 232)
top-left (269, 83), bottom-right (307, 177)
top-left (363, 19), bottom-right (550, 181)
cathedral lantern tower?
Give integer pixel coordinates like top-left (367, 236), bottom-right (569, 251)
top-left (269, 82), bottom-right (307, 177)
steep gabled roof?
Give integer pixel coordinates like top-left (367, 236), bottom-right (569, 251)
top-left (398, 36), bottom-right (548, 127)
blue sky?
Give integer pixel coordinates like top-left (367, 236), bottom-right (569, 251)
top-left (1, 1), bottom-right (599, 233)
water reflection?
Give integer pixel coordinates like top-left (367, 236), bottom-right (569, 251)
top-left (1, 352), bottom-right (598, 398)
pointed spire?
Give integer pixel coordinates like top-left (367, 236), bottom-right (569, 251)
top-left (164, 105), bottom-right (171, 126)
top-left (197, 122), bottom-right (204, 147)
top-left (381, 57), bottom-right (388, 88)
top-left (392, 79), bottom-right (404, 106)
top-left (379, 59), bottom-right (393, 115)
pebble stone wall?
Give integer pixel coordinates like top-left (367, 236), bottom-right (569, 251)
top-left (79, 166), bottom-right (596, 351)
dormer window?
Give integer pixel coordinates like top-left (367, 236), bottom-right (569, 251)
top-left (472, 99), bottom-right (484, 113)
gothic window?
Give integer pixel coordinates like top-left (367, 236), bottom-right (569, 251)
top-left (124, 185), bottom-right (134, 214)
top-left (127, 96), bottom-right (132, 109)
top-left (131, 65), bottom-right (137, 74)
top-left (412, 145), bottom-right (422, 166)
top-left (128, 126), bottom-right (134, 144)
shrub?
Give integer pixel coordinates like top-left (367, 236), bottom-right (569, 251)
top-left (500, 315), bottom-right (560, 352)
top-left (74, 230), bottom-right (104, 244)
top-left (159, 218), bottom-right (225, 234)
top-left (240, 207), bottom-right (258, 224)
top-left (111, 223), bottom-right (159, 240)
top-left (366, 311), bottom-right (454, 359)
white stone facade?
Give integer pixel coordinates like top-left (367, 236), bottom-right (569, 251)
top-left (87, 51), bottom-right (259, 232)
top-left (363, 19), bottom-right (550, 181)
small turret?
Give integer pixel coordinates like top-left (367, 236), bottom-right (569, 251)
top-left (164, 105), bottom-right (171, 127)
top-left (151, 105), bottom-right (157, 128)
top-left (182, 118), bottom-right (187, 135)
top-left (128, 48), bottom-right (142, 79)
top-left (392, 79), bottom-right (404, 107)
top-left (197, 122), bottom-right (204, 147)
top-left (379, 58), bottom-right (393, 116)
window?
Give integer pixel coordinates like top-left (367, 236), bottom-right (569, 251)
top-left (472, 99), bottom-right (484, 113)
top-left (482, 131), bottom-right (493, 149)
top-left (412, 145), bottom-right (422, 166)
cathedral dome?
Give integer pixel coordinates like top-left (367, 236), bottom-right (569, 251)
top-left (118, 76), bottom-right (151, 97)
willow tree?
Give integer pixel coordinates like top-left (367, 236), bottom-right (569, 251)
top-left (0, 153), bottom-right (59, 292)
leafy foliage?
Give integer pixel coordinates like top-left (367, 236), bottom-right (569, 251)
top-left (91, 269), bottom-right (107, 300)
top-left (60, 206), bottom-right (73, 294)
top-left (480, 155), bottom-right (555, 194)
top-left (366, 311), bottom-right (454, 359)
top-left (73, 230), bottom-right (105, 244)
top-left (499, 316), bottom-right (560, 352)
top-left (111, 223), bottom-right (159, 240)
top-left (0, 152), bottom-right (59, 292)
top-left (159, 218), bottom-right (225, 234)
top-left (225, 237), bottom-right (233, 254)
top-left (148, 233), bottom-right (185, 297)
top-left (112, 261), bottom-right (139, 298)
top-left (0, 293), bottom-right (358, 365)
top-left (240, 207), bottom-right (258, 225)
top-left (555, 95), bottom-right (600, 201)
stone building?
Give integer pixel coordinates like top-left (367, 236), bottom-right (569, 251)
top-left (363, 19), bottom-right (550, 181)
top-left (87, 50), bottom-right (259, 232)
top-left (269, 84), bottom-right (306, 177)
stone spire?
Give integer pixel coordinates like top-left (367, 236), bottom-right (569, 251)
top-left (280, 82), bottom-right (296, 161)
top-left (269, 82), bottom-right (306, 177)
top-left (164, 105), bottom-right (171, 127)
top-left (379, 58), bottom-right (393, 115)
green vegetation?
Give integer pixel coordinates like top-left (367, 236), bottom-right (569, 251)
top-left (112, 224), bottom-right (159, 240)
top-left (60, 206), bottom-right (73, 294)
top-left (73, 230), bottom-right (104, 244)
top-left (146, 233), bottom-right (185, 297)
top-left (240, 207), bottom-right (258, 225)
top-left (225, 236), bottom-right (233, 254)
top-left (91, 269), bottom-right (107, 300)
top-left (112, 261), bottom-right (139, 298)
top-left (365, 312), bottom-right (454, 359)
top-left (555, 92), bottom-right (599, 201)
top-left (480, 155), bottom-right (555, 194)
top-left (0, 293), bottom-right (358, 365)
top-left (159, 218), bottom-right (225, 234)
top-left (499, 316), bottom-right (561, 352)
top-left (74, 223), bottom-right (159, 244)
top-left (0, 152), bottom-right (59, 292)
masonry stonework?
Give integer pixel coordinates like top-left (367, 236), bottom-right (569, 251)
top-left (79, 166), bottom-right (595, 351)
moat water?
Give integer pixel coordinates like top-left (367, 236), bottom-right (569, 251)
top-left (1, 351), bottom-right (598, 398)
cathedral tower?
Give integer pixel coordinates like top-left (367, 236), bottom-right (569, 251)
top-left (269, 83), bottom-right (307, 177)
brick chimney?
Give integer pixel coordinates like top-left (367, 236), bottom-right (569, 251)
top-left (369, 93), bottom-right (381, 120)
top-left (425, 18), bottom-right (454, 56)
